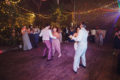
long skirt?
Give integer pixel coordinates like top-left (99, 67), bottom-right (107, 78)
top-left (52, 39), bottom-right (61, 55)
top-left (22, 33), bottom-right (32, 50)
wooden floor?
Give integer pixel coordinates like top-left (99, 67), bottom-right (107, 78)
top-left (0, 43), bottom-right (120, 80)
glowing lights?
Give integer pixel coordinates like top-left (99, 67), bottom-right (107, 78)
top-left (1, 0), bottom-right (119, 20)
top-left (30, 13), bottom-right (35, 17)
top-left (67, 1), bottom-right (118, 15)
top-left (15, 1), bottom-right (118, 19)
top-left (16, 5), bottom-right (51, 19)
top-left (4, 0), bottom-right (117, 19)
top-left (25, 13), bottom-right (36, 25)
top-left (5, 0), bottom-right (21, 5)
top-left (10, 0), bottom-right (21, 4)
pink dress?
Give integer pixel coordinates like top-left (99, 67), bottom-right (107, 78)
top-left (52, 33), bottom-right (61, 56)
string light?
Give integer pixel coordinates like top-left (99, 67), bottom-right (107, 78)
top-left (65, 1), bottom-right (118, 15)
top-left (16, 5), bottom-right (51, 19)
top-left (14, 1), bottom-right (118, 19)
top-left (5, 0), bottom-right (21, 5)
top-left (0, 0), bottom-right (118, 19)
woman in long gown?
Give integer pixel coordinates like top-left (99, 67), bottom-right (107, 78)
top-left (52, 27), bottom-right (62, 58)
top-left (21, 26), bottom-right (32, 51)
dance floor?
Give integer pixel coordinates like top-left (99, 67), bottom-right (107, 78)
top-left (0, 43), bottom-right (120, 80)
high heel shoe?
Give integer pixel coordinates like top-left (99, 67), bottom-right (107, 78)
top-left (58, 54), bottom-right (62, 58)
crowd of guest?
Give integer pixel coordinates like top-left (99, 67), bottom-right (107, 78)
top-left (21, 25), bottom-right (40, 50)
top-left (62, 25), bottom-right (107, 47)
top-left (20, 23), bottom-right (120, 53)
top-left (21, 23), bottom-right (108, 51)
top-left (89, 28), bottom-right (106, 46)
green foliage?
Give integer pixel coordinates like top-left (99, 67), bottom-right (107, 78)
top-left (0, 1), bottom-right (69, 46)
top-left (51, 8), bottom-right (68, 28)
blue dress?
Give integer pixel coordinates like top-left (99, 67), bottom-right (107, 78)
top-left (22, 31), bottom-right (32, 50)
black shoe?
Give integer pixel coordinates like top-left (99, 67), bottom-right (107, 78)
top-left (42, 56), bottom-right (47, 59)
top-left (80, 64), bottom-right (86, 68)
top-left (73, 70), bottom-right (77, 74)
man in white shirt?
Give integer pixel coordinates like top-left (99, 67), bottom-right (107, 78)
top-left (91, 29), bottom-right (96, 36)
top-left (91, 29), bottom-right (96, 43)
top-left (39, 25), bottom-right (56, 61)
top-left (70, 23), bottom-right (88, 73)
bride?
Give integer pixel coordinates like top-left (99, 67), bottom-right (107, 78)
top-left (73, 27), bottom-right (80, 51)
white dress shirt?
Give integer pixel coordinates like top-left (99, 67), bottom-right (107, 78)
top-left (91, 29), bottom-right (96, 36)
top-left (39, 29), bottom-right (56, 40)
top-left (72, 28), bottom-right (88, 44)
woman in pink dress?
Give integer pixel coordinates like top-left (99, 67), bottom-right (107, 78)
top-left (52, 27), bottom-right (62, 58)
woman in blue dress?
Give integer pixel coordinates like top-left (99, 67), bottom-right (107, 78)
top-left (21, 26), bottom-right (32, 51)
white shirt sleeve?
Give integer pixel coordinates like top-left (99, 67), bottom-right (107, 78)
top-left (49, 30), bottom-right (56, 39)
top-left (72, 30), bottom-right (83, 41)
top-left (39, 30), bottom-right (43, 37)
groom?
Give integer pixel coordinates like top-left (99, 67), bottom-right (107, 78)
top-left (39, 25), bottom-right (56, 61)
top-left (70, 22), bottom-right (88, 73)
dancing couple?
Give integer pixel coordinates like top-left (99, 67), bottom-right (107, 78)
top-left (69, 22), bottom-right (89, 73)
top-left (39, 25), bottom-right (62, 61)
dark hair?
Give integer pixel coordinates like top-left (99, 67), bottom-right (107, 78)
top-left (75, 27), bottom-right (80, 33)
top-left (81, 22), bottom-right (85, 25)
top-left (52, 27), bottom-right (59, 32)
top-left (45, 23), bottom-right (50, 27)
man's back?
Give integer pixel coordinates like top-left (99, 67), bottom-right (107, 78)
top-left (79, 28), bottom-right (88, 43)
top-left (40, 29), bottom-right (50, 40)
